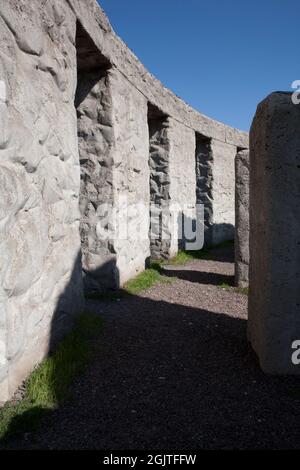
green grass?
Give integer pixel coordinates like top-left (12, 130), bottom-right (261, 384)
top-left (162, 251), bottom-right (196, 266)
top-left (86, 261), bottom-right (177, 300)
top-left (236, 286), bottom-right (249, 296)
top-left (162, 248), bottom-right (210, 266)
top-left (124, 264), bottom-right (174, 295)
top-left (219, 282), bottom-right (231, 290)
top-left (160, 240), bottom-right (234, 267)
top-left (121, 243), bottom-right (221, 295)
top-left (87, 242), bottom-right (235, 300)
top-left (0, 313), bottom-right (103, 442)
top-left (219, 282), bottom-right (249, 295)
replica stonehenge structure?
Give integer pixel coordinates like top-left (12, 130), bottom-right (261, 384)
top-left (0, 0), bottom-right (298, 402)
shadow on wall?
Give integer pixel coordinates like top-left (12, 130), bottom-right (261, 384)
top-left (0, 255), bottom-right (118, 442)
top-left (195, 133), bottom-right (235, 247)
top-left (0, 251), bottom-right (84, 440)
top-left (2, 241), bottom-right (235, 443)
top-left (48, 252), bottom-right (84, 353)
top-left (210, 223), bottom-right (234, 246)
top-left (0, 241), bottom-right (231, 440)
top-left (179, 211), bottom-right (234, 256)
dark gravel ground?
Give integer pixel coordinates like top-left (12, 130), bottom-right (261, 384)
top-left (3, 245), bottom-right (300, 449)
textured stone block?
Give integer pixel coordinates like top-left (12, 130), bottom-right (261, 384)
top-left (195, 134), bottom-right (213, 246)
top-left (0, 0), bottom-right (84, 403)
top-left (196, 137), bottom-right (236, 247)
top-left (248, 92), bottom-right (300, 374)
top-left (235, 149), bottom-right (249, 288)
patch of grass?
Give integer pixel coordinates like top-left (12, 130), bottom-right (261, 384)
top-left (219, 282), bottom-right (231, 290)
top-left (164, 251), bottom-right (195, 266)
top-left (236, 286), bottom-right (249, 296)
top-left (85, 261), bottom-right (175, 299)
top-left (0, 313), bottom-right (103, 442)
top-left (86, 240), bottom-right (235, 300)
top-left (161, 241), bottom-right (234, 267)
top-left (124, 266), bottom-right (174, 295)
top-left (158, 248), bottom-right (211, 267)
top-left (218, 282), bottom-right (249, 296)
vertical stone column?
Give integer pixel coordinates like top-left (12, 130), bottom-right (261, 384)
top-left (248, 92), bottom-right (300, 374)
top-left (195, 134), bottom-right (213, 246)
top-left (148, 106), bottom-right (171, 260)
top-left (195, 137), bottom-right (237, 248)
top-left (235, 149), bottom-right (249, 287)
top-left (148, 114), bottom-right (197, 260)
top-left (168, 119), bottom-right (197, 256)
top-left (0, 3), bottom-right (85, 402)
top-left (210, 139), bottom-right (236, 245)
top-left (109, 69), bottom-right (150, 285)
top-left (77, 69), bottom-right (116, 291)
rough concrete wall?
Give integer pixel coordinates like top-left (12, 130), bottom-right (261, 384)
top-left (67, 0), bottom-right (249, 149)
top-left (195, 137), bottom-right (236, 247)
top-left (210, 140), bottom-right (236, 245)
top-left (78, 66), bottom-right (150, 289)
top-left (169, 119), bottom-right (197, 255)
top-left (149, 118), bottom-right (197, 259)
top-left (195, 134), bottom-right (213, 246)
top-left (0, 0), bottom-right (84, 402)
top-left (235, 149), bottom-right (249, 287)
top-left (76, 70), bottom-right (116, 291)
top-left (248, 92), bottom-right (300, 374)
top-left (109, 69), bottom-right (150, 285)
top-left (148, 111), bottom-right (171, 260)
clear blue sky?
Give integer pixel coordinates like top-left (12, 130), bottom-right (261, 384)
top-left (98, 0), bottom-right (299, 131)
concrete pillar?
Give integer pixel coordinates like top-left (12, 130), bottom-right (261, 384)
top-left (148, 105), bottom-right (171, 260)
top-left (248, 92), bottom-right (300, 374)
top-left (195, 133), bottom-right (213, 246)
top-left (235, 149), bottom-right (249, 288)
top-left (195, 136), bottom-right (237, 247)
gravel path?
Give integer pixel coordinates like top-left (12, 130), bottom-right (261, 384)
top-left (3, 245), bottom-right (300, 449)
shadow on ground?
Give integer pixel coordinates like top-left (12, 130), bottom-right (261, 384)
top-left (159, 241), bottom-right (235, 286)
top-left (1, 269), bottom-right (300, 448)
top-left (203, 240), bottom-right (235, 263)
top-left (2, 244), bottom-right (300, 450)
top-left (160, 267), bottom-right (234, 286)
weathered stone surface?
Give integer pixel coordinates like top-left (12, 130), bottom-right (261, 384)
top-left (195, 134), bottom-right (213, 246)
top-left (109, 68), bottom-right (150, 285)
top-left (235, 149), bottom-right (249, 287)
top-left (0, 0), bottom-right (83, 403)
top-left (211, 140), bottom-right (236, 245)
top-left (196, 138), bottom-right (236, 246)
top-left (248, 92), bottom-right (300, 374)
top-left (76, 54), bottom-right (115, 290)
top-left (148, 106), bottom-right (171, 259)
top-left (67, 0), bottom-right (248, 148)
top-left (0, 0), bottom-right (249, 402)
top-left (168, 119), bottom-right (197, 254)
